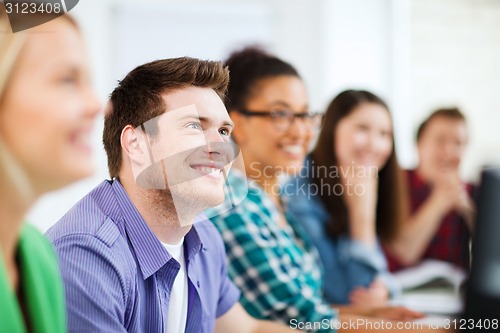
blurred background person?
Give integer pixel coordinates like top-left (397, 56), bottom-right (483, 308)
top-left (385, 108), bottom-right (474, 271)
top-left (0, 12), bottom-right (100, 332)
top-left (209, 46), bottom-right (336, 328)
top-left (286, 90), bottom-right (404, 308)
top-left (209, 47), bottom-right (422, 332)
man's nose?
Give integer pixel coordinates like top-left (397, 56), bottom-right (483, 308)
top-left (204, 129), bottom-right (224, 153)
top-left (204, 130), bottom-right (237, 164)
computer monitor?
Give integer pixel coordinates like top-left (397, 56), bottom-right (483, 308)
top-left (463, 167), bottom-right (500, 323)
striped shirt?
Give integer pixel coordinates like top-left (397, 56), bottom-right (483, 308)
top-left (46, 179), bottom-right (240, 333)
top-left (208, 171), bottom-right (338, 332)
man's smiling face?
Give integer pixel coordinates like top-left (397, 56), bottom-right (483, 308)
top-left (134, 86), bottom-right (235, 223)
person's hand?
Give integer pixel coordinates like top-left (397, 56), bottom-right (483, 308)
top-left (341, 164), bottom-right (378, 214)
top-left (455, 187), bottom-right (476, 232)
top-left (349, 279), bottom-right (389, 309)
top-left (430, 172), bottom-right (475, 231)
top-left (341, 165), bottom-right (379, 246)
top-left (429, 172), bottom-right (463, 216)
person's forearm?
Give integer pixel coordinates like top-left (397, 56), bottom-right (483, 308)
top-left (348, 209), bottom-right (377, 248)
top-left (338, 314), bottom-right (449, 333)
top-left (252, 320), bottom-right (294, 333)
top-left (459, 195), bottom-right (476, 233)
top-left (388, 198), bottom-right (447, 265)
top-left (335, 304), bottom-right (379, 317)
top-left (335, 304), bottom-right (364, 316)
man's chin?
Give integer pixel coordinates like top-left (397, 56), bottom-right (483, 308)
top-left (171, 179), bottom-right (225, 212)
top-left (196, 189), bottom-right (226, 208)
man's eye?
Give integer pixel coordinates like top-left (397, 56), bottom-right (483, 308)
top-left (186, 123), bottom-right (202, 130)
top-left (219, 128), bottom-right (230, 136)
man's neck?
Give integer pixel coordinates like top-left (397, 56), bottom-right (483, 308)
top-left (148, 219), bottom-right (191, 245)
top-left (120, 178), bottom-right (192, 244)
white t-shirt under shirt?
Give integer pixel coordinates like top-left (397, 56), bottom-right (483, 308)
top-left (162, 238), bottom-right (188, 333)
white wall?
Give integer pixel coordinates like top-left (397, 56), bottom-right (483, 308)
top-left (319, 0), bottom-right (393, 102)
top-left (410, 0), bottom-right (500, 181)
top-left (27, 0), bottom-right (500, 231)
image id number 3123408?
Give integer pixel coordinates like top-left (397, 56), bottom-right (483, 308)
top-left (444, 318), bottom-right (499, 330)
top-left (5, 1), bottom-right (63, 14)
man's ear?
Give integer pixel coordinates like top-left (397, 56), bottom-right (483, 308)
top-left (229, 111), bottom-right (247, 145)
top-left (121, 125), bottom-right (148, 165)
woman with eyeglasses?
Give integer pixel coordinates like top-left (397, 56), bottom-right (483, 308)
top-left (0, 12), bottom-right (100, 332)
top-left (208, 48), bottom-right (424, 332)
top-left (285, 90), bottom-right (405, 309)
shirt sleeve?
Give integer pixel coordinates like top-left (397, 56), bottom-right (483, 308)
top-left (51, 234), bottom-right (131, 333)
top-left (212, 209), bottom-right (338, 333)
top-left (288, 188), bottom-right (398, 302)
top-left (214, 225), bottom-right (242, 318)
top-left (336, 235), bottom-right (401, 297)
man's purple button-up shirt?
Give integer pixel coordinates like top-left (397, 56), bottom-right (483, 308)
top-left (46, 179), bottom-right (240, 333)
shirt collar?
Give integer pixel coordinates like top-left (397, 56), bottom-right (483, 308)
top-left (184, 225), bottom-right (203, 262)
top-left (110, 179), bottom-right (203, 279)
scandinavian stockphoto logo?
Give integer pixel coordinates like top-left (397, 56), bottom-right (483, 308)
top-left (4, 0), bottom-right (79, 32)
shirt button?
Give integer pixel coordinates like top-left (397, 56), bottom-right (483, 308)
top-left (197, 281), bottom-right (201, 288)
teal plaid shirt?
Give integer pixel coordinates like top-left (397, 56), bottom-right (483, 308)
top-left (209, 171), bottom-right (338, 332)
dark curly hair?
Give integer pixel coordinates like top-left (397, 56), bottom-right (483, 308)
top-left (224, 46), bottom-right (300, 112)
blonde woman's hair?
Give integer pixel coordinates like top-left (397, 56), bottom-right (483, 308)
top-left (0, 9), bottom-right (32, 201)
top-left (0, 9), bottom-right (79, 202)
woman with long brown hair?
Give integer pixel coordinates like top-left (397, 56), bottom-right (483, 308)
top-left (286, 89), bottom-right (407, 308)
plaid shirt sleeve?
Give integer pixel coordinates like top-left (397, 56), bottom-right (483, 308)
top-left (210, 178), bottom-right (338, 333)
